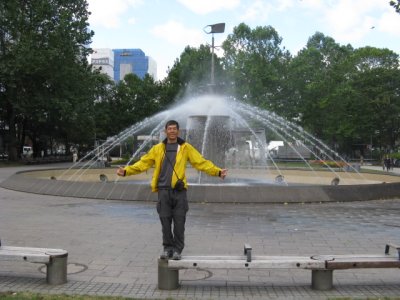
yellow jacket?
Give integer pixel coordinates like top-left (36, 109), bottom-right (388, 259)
top-left (123, 137), bottom-right (222, 192)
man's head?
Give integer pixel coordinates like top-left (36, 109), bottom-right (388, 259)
top-left (165, 120), bottom-right (180, 143)
top-left (165, 120), bottom-right (179, 130)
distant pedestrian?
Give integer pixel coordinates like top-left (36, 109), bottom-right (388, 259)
top-left (384, 155), bottom-right (391, 172)
top-left (72, 151), bottom-right (78, 163)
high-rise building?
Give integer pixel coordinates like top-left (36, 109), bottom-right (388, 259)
top-left (113, 48), bottom-right (157, 81)
top-left (91, 48), bottom-right (114, 79)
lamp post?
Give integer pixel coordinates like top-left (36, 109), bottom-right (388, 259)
top-left (203, 23), bottom-right (225, 87)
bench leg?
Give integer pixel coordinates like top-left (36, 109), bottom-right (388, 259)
top-left (46, 255), bottom-right (68, 285)
top-left (312, 270), bottom-right (333, 291)
top-left (158, 259), bottom-right (179, 290)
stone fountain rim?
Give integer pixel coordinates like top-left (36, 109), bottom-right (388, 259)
top-left (1, 168), bottom-right (400, 203)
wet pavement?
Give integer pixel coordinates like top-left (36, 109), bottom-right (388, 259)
top-left (0, 163), bottom-right (400, 299)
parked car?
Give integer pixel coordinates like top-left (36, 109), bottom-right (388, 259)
top-left (393, 159), bottom-right (400, 167)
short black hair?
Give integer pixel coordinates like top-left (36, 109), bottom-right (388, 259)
top-left (165, 120), bottom-right (179, 130)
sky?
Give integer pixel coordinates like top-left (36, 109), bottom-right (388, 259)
top-left (87, 0), bottom-right (400, 80)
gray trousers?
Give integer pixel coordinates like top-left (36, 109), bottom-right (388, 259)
top-left (157, 189), bottom-right (188, 253)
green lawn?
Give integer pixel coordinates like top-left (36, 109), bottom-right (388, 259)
top-left (0, 292), bottom-right (399, 300)
top-left (0, 292), bottom-right (172, 300)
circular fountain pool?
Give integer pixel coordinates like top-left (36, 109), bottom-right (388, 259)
top-left (2, 167), bottom-right (399, 203)
top-left (4, 94), bottom-right (399, 203)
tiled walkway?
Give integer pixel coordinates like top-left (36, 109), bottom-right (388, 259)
top-left (0, 164), bottom-right (399, 299)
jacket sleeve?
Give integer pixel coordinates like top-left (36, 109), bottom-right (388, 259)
top-left (187, 144), bottom-right (221, 177)
top-left (124, 146), bottom-right (156, 175)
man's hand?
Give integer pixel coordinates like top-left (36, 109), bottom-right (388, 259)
top-left (117, 167), bottom-right (126, 177)
top-left (220, 169), bottom-right (228, 179)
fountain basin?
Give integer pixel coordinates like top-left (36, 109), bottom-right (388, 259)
top-left (1, 168), bottom-right (399, 203)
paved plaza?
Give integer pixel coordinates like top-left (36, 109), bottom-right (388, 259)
top-left (0, 163), bottom-right (400, 299)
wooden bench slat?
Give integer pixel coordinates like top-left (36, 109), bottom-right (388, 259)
top-left (168, 257), bottom-right (326, 270)
top-left (327, 261), bottom-right (400, 269)
top-left (328, 255), bottom-right (399, 260)
top-left (159, 242), bottom-right (400, 291)
top-left (314, 254), bottom-right (399, 259)
top-left (1, 246), bottom-right (67, 254)
top-left (327, 256), bottom-right (400, 269)
top-left (179, 255), bottom-right (317, 261)
top-left (0, 244), bottom-right (68, 285)
top-left (0, 253), bottom-right (50, 263)
top-left (0, 246), bottom-right (67, 264)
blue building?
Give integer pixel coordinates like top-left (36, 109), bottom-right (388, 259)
top-left (113, 48), bottom-right (157, 81)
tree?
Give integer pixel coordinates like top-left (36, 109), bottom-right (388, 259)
top-left (0, 0), bottom-right (94, 160)
top-left (390, 0), bottom-right (400, 13)
top-left (346, 47), bottom-right (400, 150)
top-left (287, 33), bottom-right (353, 141)
top-left (222, 23), bottom-right (291, 110)
top-left (166, 44), bottom-right (225, 96)
top-left (288, 32), bottom-right (400, 155)
top-left (97, 74), bottom-right (163, 138)
top-left (91, 72), bottom-right (117, 142)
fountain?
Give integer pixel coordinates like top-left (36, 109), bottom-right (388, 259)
top-left (2, 94), bottom-right (400, 203)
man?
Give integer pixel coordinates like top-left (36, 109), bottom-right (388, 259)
top-left (117, 120), bottom-right (227, 260)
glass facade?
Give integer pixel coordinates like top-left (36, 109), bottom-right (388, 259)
top-left (113, 48), bottom-right (156, 81)
top-left (92, 48), bottom-right (157, 81)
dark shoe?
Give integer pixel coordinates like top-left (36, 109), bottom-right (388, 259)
top-left (172, 251), bottom-right (182, 260)
top-left (160, 249), bottom-right (172, 259)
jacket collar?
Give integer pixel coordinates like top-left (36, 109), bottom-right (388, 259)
top-left (162, 136), bottom-right (185, 145)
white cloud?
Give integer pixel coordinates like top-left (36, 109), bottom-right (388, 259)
top-left (240, 0), bottom-right (273, 22)
top-left (378, 11), bottom-right (400, 37)
top-left (87, 0), bottom-right (143, 29)
top-left (323, 2), bottom-right (372, 42)
top-left (127, 17), bottom-right (136, 25)
top-left (301, 0), bottom-right (324, 9)
top-left (276, 0), bottom-right (295, 11)
top-left (316, 0), bottom-right (397, 44)
top-left (151, 20), bottom-right (204, 47)
top-left (177, 0), bottom-right (240, 15)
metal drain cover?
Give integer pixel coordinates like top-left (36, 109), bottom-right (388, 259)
top-left (39, 262), bottom-right (87, 274)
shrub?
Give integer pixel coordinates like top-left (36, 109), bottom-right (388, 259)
top-left (311, 160), bottom-right (348, 168)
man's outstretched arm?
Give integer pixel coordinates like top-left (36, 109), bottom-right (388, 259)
top-left (219, 169), bottom-right (228, 179)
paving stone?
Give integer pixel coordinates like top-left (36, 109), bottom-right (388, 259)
top-left (1, 164), bottom-right (400, 299)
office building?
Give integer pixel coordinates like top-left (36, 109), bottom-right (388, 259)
top-left (113, 48), bottom-right (157, 81)
top-left (91, 48), bottom-right (114, 79)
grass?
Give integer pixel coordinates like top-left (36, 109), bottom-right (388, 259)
top-left (0, 161), bottom-right (25, 168)
top-left (329, 298), bottom-right (400, 300)
top-left (0, 292), bottom-right (174, 300)
top-left (1, 292), bottom-right (400, 300)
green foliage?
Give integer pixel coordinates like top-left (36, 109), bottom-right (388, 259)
top-left (0, 0), bottom-right (95, 160)
top-left (286, 32), bottom-right (400, 155)
top-left (0, 291), bottom-right (144, 300)
top-left (390, 152), bottom-right (400, 160)
top-left (93, 73), bottom-right (163, 140)
top-left (1, 8), bottom-right (400, 162)
top-left (311, 160), bottom-right (348, 168)
top-left (390, 0), bottom-right (400, 12)
top-left (288, 33), bottom-right (354, 137)
top-left (166, 44), bottom-right (225, 95)
top-left (346, 47), bottom-right (400, 149)
top-left (222, 23), bottom-right (291, 110)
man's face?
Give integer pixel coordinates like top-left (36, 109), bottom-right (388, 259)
top-left (165, 124), bottom-right (179, 141)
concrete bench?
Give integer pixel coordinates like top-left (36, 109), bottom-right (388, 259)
top-left (158, 243), bottom-right (400, 290)
top-left (0, 242), bottom-right (68, 285)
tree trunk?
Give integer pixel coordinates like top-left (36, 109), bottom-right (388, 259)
top-left (6, 102), bottom-right (18, 161)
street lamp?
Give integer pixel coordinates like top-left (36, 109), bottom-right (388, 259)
top-left (203, 23), bottom-right (225, 87)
